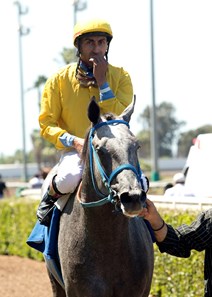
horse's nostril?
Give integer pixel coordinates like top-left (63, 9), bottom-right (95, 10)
top-left (120, 192), bottom-right (131, 204)
top-left (120, 191), bottom-right (147, 207)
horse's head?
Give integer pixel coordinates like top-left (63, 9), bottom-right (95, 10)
top-left (81, 96), bottom-right (148, 218)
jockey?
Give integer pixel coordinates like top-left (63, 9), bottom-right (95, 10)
top-left (37, 18), bottom-right (134, 226)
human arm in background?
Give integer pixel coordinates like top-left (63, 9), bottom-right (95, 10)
top-left (139, 199), bottom-right (212, 257)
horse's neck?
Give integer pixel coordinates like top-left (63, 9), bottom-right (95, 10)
top-left (83, 205), bottom-right (129, 247)
top-left (81, 206), bottom-right (129, 244)
top-left (80, 162), bottom-right (103, 203)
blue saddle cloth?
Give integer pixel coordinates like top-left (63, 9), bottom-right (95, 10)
top-left (27, 207), bottom-right (60, 257)
top-left (26, 207), bottom-right (64, 288)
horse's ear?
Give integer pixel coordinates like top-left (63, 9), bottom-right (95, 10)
top-left (87, 96), bottom-right (100, 125)
top-left (120, 95), bottom-right (136, 123)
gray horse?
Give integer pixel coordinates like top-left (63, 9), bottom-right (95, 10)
top-left (47, 97), bottom-right (154, 297)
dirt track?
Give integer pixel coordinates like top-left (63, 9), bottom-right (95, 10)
top-left (0, 255), bottom-right (157, 297)
top-left (0, 255), bottom-right (52, 297)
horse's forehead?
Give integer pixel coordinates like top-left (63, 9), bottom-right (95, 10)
top-left (110, 124), bottom-right (129, 137)
top-left (99, 124), bottom-right (130, 139)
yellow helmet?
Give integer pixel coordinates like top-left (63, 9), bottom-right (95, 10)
top-left (73, 19), bottom-right (113, 46)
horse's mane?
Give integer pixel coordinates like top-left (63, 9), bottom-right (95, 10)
top-left (81, 112), bottom-right (117, 163)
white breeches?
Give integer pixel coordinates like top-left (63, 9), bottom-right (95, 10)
top-left (54, 150), bottom-right (84, 194)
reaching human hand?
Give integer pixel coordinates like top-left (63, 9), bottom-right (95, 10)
top-left (139, 198), bottom-right (168, 242)
top-left (139, 199), bottom-right (162, 225)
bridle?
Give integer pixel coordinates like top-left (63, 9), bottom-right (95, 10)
top-left (80, 119), bottom-right (144, 208)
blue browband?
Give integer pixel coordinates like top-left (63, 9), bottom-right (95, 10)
top-left (80, 119), bottom-right (143, 208)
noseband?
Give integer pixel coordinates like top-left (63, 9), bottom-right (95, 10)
top-left (80, 119), bottom-right (144, 208)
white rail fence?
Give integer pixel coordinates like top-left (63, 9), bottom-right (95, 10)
top-left (149, 195), bottom-right (212, 210)
top-left (6, 181), bottom-right (212, 210)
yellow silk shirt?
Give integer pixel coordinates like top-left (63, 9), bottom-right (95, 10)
top-left (39, 63), bottom-right (133, 150)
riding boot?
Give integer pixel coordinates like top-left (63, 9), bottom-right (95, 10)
top-left (37, 175), bottom-right (64, 227)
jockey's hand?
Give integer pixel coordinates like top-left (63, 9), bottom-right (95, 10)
top-left (73, 137), bottom-right (84, 155)
top-left (89, 54), bottom-right (108, 87)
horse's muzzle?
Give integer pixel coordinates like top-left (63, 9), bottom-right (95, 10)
top-left (119, 190), bottom-right (147, 217)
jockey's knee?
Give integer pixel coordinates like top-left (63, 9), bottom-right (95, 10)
top-left (55, 172), bottom-right (81, 194)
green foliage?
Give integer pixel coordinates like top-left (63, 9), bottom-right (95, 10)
top-left (137, 101), bottom-right (185, 158)
top-left (31, 129), bottom-right (58, 167)
top-left (0, 150), bottom-right (26, 164)
top-left (0, 198), bottom-right (43, 261)
top-left (151, 208), bottom-right (204, 297)
top-left (60, 47), bottom-right (78, 64)
top-left (139, 158), bottom-right (151, 172)
top-left (33, 75), bottom-right (47, 88)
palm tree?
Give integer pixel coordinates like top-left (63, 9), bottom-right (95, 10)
top-left (30, 76), bottom-right (47, 168)
top-left (33, 75), bottom-right (47, 109)
top-left (60, 47), bottom-right (77, 64)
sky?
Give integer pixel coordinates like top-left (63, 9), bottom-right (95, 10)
top-left (1, 0), bottom-right (212, 156)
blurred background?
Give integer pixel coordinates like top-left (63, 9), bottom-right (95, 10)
top-left (1, 0), bottom-right (212, 183)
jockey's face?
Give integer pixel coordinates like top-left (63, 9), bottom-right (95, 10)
top-left (79, 35), bottom-right (108, 66)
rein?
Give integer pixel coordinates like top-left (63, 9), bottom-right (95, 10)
top-left (80, 119), bottom-right (144, 208)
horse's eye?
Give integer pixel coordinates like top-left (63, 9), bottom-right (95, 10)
top-left (95, 144), bottom-right (103, 153)
top-left (95, 145), bottom-right (101, 155)
top-left (96, 146), bottom-right (108, 156)
top-left (134, 142), bottom-right (141, 154)
top-left (95, 144), bottom-right (100, 151)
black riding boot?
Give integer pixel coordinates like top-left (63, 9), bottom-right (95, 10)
top-left (37, 174), bottom-right (63, 227)
top-left (36, 189), bottom-right (60, 227)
